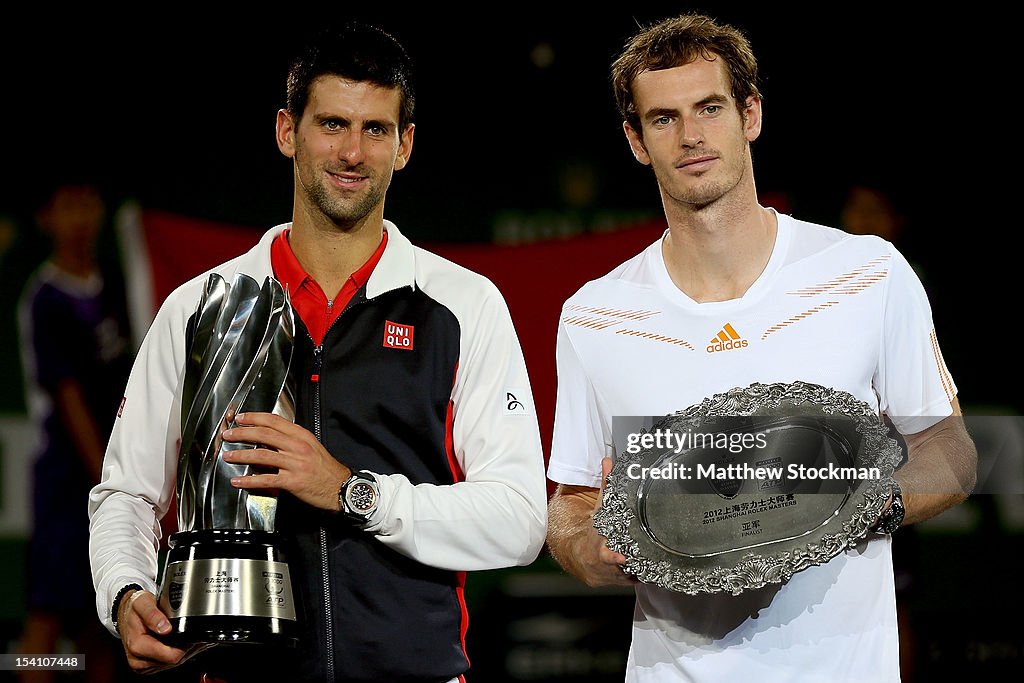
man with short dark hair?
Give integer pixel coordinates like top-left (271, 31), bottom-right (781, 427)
top-left (89, 23), bottom-right (547, 682)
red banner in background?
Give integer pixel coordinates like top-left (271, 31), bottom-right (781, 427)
top-left (139, 210), bottom-right (269, 299)
top-left (428, 227), bottom-right (665, 463)
top-left (134, 209), bottom-right (665, 476)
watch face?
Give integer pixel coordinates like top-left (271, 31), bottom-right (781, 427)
top-left (347, 481), bottom-right (378, 513)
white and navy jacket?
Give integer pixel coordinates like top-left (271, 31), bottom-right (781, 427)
top-left (88, 221), bottom-right (548, 682)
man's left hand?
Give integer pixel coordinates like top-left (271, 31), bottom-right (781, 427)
top-left (221, 412), bottom-right (351, 512)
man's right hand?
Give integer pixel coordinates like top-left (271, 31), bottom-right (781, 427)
top-left (117, 589), bottom-right (186, 671)
top-left (547, 457), bottom-right (639, 587)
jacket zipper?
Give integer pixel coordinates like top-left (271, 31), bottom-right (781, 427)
top-left (310, 344), bottom-right (333, 682)
top-left (309, 295), bottom-right (364, 683)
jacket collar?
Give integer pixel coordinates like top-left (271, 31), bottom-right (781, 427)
top-left (369, 220), bottom-right (417, 299)
top-left (236, 219), bottom-right (416, 299)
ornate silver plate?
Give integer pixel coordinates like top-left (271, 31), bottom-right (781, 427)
top-left (594, 381), bottom-right (902, 595)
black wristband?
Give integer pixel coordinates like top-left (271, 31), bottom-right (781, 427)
top-left (111, 583), bottom-right (144, 634)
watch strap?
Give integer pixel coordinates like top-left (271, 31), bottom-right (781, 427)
top-left (874, 480), bottom-right (905, 534)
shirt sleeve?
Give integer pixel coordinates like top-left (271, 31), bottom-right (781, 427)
top-left (874, 244), bottom-right (957, 435)
top-left (88, 288), bottom-right (188, 635)
top-left (365, 279), bottom-right (548, 571)
top-left (546, 317), bottom-right (610, 489)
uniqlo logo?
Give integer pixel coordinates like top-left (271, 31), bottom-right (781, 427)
top-left (383, 321), bottom-right (414, 350)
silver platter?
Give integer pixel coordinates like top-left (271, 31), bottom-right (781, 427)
top-left (593, 381), bottom-right (902, 595)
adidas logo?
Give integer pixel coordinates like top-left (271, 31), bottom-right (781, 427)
top-left (706, 323), bottom-right (749, 353)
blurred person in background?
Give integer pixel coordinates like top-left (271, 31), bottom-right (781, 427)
top-left (16, 182), bottom-right (133, 682)
top-left (840, 183), bottom-right (905, 243)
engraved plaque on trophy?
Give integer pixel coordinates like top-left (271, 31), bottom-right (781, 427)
top-left (156, 272), bottom-right (298, 654)
top-left (594, 381), bottom-right (903, 595)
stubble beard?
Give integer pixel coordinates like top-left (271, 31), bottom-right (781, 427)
top-left (663, 174), bottom-right (731, 209)
top-left (655, 159), bottom-right (743, 210)
top-left (308, 169), bottom-right (386, 227)
top-left (297, 151), bottom-right (390, 228)
top-left (656, 143), bottom-right (752, 210)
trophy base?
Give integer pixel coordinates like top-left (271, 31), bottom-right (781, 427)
top-left (160, 616), bottom-right (299, 649)
top-left (158, 529), bottom-right (298, 650)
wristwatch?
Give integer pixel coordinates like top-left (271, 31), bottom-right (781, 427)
top-left (873, 480), bottom-right (905, 534)
top-left (338, 471), bottom-right (380, 525)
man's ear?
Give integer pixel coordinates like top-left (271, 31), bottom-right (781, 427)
top-left (276, 109), bottom-right (297, 158)
top-left (393, 123), bottom-right (415, 171)
top-left (623, 121), bottom-right (651, 166)
top-left (742, 96), bottom-right (762, 142)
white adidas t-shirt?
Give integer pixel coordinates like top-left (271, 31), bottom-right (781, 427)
top-left (548, 213), bottom-right (956, 682)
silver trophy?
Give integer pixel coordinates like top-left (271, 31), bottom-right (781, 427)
top-left (157, 272), bottom-right (298, 654)
top-left (595, 381), bottom-right (903, 595)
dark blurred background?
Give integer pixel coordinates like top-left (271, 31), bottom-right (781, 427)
top-left (2, 5), bottom-right (1014, 403)
top-left (0, 5), bottom-right (1019, 681)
